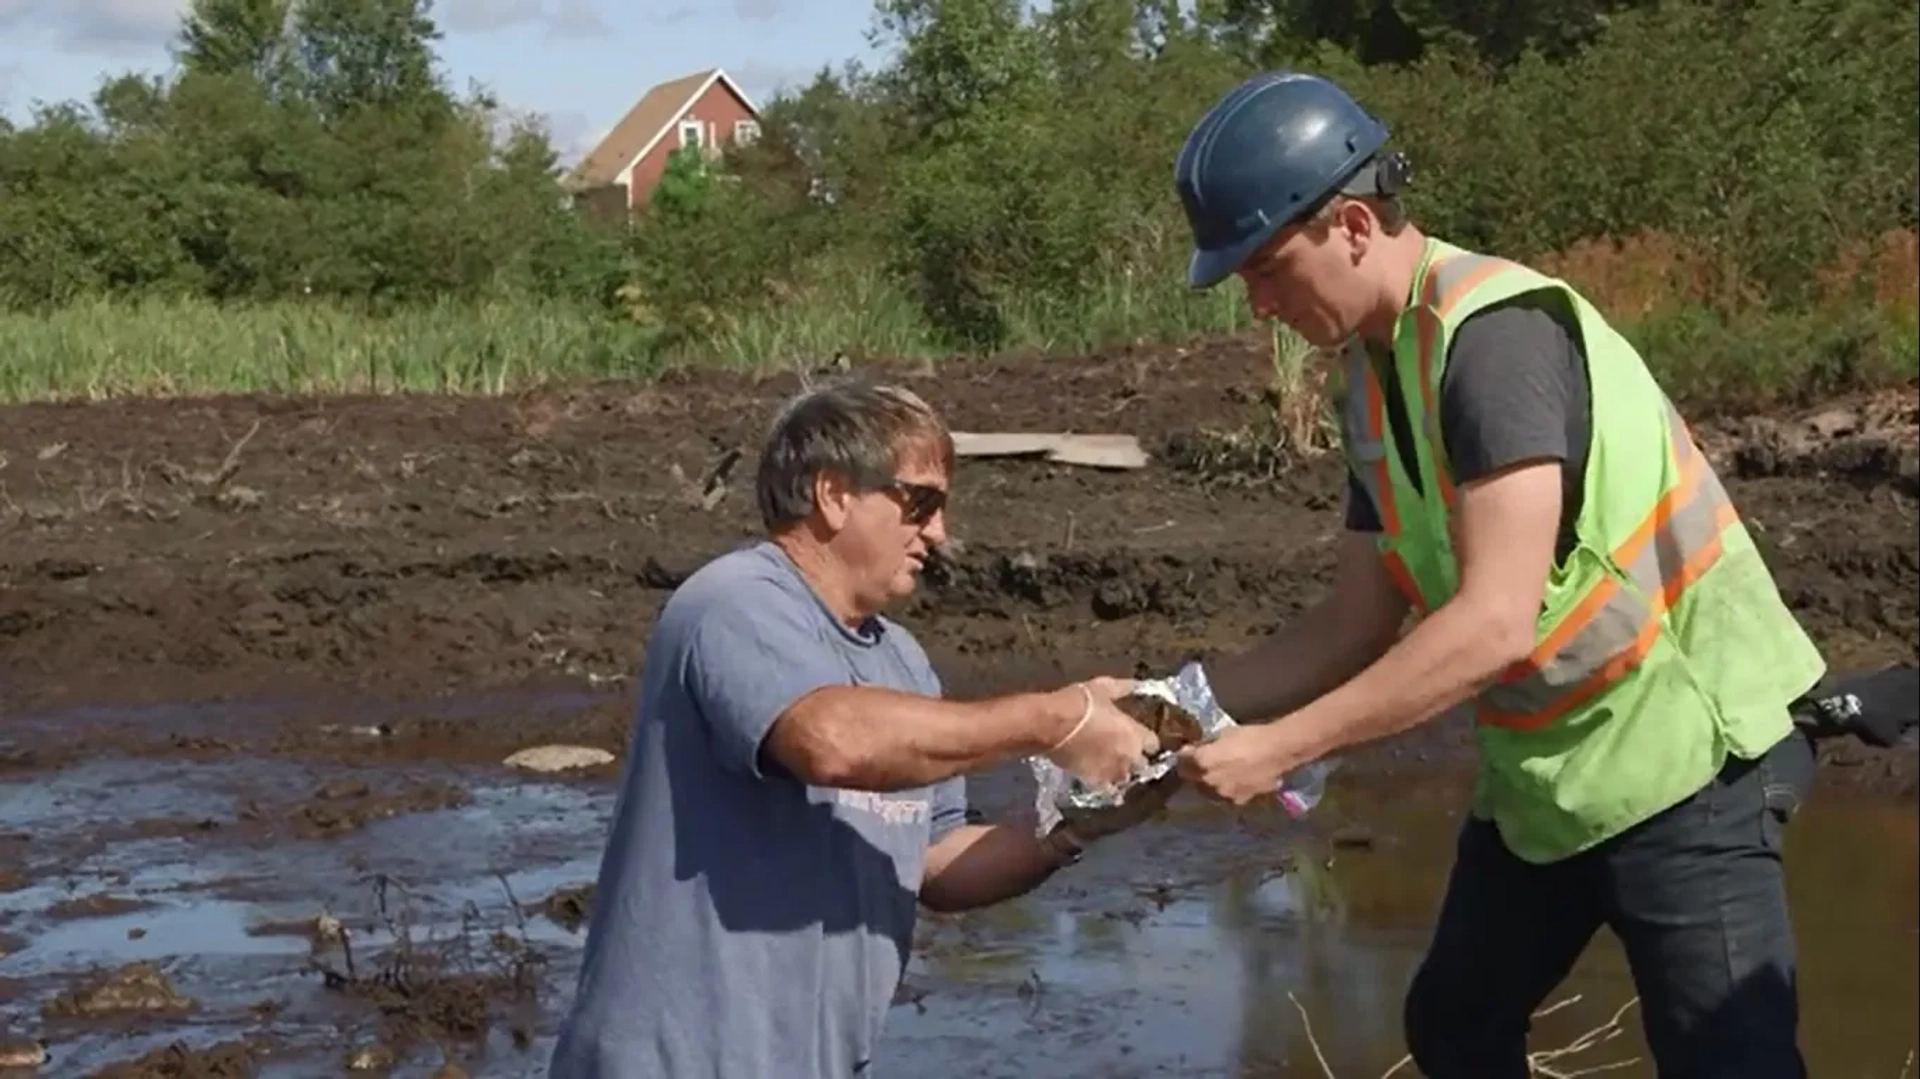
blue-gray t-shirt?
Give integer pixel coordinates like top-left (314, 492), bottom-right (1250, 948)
top-left (548, 541), bottom-right (968, 1079)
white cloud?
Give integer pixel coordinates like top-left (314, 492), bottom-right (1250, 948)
top-left (539, 106), bottom-right (598, 163)
top-left (0, 0), bottom-right (611, 56)
top-left (726, 60), bottom-right (815, 106)
top-left (438, 0), bottom-right (610, 38)
top-left (645, 5), bottom-right (696, 25)
top-left (0, 0), bottom-right (187, 56)
top-left (734, 0), bottom-right (779, 21)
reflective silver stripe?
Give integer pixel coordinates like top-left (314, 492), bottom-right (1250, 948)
top-left (1479, 403), bottom-right (1738, 724)
top-left (1426, 252), bottom-right (1507, 306)
top-left (1418, 252), bottom-right (1511, 458)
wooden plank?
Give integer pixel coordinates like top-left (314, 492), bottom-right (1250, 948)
top-left (950, 431), bottom-right (1149, 470)
top-left (1045, 435), bottom-right (1149, 470)
top-left (951, 432), bottom-right (1066, 457)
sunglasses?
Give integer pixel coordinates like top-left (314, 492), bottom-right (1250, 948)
top-left (874, 479), bottom-right (947, 525)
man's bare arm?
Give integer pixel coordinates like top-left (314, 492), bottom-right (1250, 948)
top-left (763, 684), bottom-right (1081, 792)
top-left (916, 823), bottom-right (1073, 913)
top-left (1280, 459), bottom-right (1562, 757)
top-left (1202, 531), bottom-right (1411, 723)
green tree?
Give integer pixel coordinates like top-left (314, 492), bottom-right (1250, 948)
top-left (178, 0), bottom-right (297, 89)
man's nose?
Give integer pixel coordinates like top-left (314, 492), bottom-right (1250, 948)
top-left (920, 509), bottom-right (949, 546)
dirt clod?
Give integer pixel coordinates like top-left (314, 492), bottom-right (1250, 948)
top-left (82, 1037), bottom-right (261, 1078)
top-left (344, 1043), bottom-right (395, 1071)
top-left (538, 884), bottom-right (594, 933)
top-left (43, 962), bottom-right (194, 1020)
top-left (289, 780), bottom-right (470, 839)
top-left (45, 894), bottom-right (155, 921)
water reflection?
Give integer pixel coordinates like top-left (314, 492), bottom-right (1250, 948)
top-left (888, 770), bottom-right (1919, 1078)
top-left (2, 741), bottom-right (1910, 1078)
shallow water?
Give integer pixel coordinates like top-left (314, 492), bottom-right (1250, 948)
top-left (1, 742), bottom-right (1913, 1078)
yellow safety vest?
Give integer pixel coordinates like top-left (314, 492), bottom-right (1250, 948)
top-left (1338, 237), bottom-right (1827, 863)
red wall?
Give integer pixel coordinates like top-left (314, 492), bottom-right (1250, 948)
top-left (628, 80), bottom-right (759, 209)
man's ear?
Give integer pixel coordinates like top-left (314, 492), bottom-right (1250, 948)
top-left (1336, 197), bottom-right (1375, 261)
top-left (812, 468), bottom-right (855, 533)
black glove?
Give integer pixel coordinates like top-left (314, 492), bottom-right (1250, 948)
top-left (1792, 666), bottom-right (1918, 749)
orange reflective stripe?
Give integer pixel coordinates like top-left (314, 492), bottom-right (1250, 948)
top-left (1410, 305), bottom-right (1457, 509)
top-left (1477, 407), bottom-right (1739, 730)
top-left (1382, 550), bottom-right (1425, 613)
top-left (1351, 250), bottom-right (1526, 613)
top-left (1417, 252), bottom-right (1513, 510)
top-left (1356, 359), bottom-right (1426, 611)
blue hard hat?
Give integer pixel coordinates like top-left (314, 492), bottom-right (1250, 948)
top-left (1174, 72), bottom-right (1393, 289)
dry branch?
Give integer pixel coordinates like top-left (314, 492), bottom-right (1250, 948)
top-left (1290, 990), bottom-right (1642, 1079)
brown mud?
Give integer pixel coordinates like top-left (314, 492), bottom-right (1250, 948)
top-left (1, 337), bottom-right (1915, 1076)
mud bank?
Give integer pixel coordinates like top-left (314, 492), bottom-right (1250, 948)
top-left (0, 341), bottom-right (1915, 1075)
top-left (1, 343), bottom-right (1914, 782)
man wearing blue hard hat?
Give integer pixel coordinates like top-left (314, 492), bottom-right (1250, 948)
top-left (1162, 71), bottom-right (1828, 1077)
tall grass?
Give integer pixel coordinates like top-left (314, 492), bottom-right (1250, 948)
top-left (1, 230), bottom-right (1913, 406)
top-left (0, 296), bottom-right (661, 402)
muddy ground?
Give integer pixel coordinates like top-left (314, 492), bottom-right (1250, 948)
top-left (1, 336), bottom-right (1915, 1076)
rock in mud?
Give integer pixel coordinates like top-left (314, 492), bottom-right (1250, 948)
top-left (504, 745), bottom-right (614, 773)
top-left (85, 1038), bottom-right (260, 1078)
top-left (345, 1043), bottom-right (396, 1071)
top-left (289, 779), bottom-right (470, 838)
top-left (0, 1036), bottom-right (47, 1070)
top-left (539, 884), bottom-right (594, 932)
top-left (41, 962), bottom-right (193, 1020)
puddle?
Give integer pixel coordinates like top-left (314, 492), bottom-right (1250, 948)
top-left (876, 775), bottom-right (1920, 1078)
top-left (0, 739), bottom-right (1912, 1078)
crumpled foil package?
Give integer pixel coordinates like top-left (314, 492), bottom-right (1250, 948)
top-left (1026, 662), bottom-right (1237, 837)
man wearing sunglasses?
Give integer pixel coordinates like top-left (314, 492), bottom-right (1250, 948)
top-left (549, 379), bottom-right (1169, 1079)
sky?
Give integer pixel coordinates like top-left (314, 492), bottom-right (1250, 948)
top-left (0, 0), bottom-right (891, 163)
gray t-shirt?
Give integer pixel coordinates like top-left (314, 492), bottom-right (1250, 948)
top-left (548, 541), bottom-right (968, 1079)
top-left (1345, 294), bottom-right (1592, 563)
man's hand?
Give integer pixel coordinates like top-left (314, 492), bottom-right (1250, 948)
top-left (1175, 724), bottom-right (1316, 806)
top-left (1055, 770), bottom-right (1184, 843)
top-left (1042, 676), bottom-right (1161, 787)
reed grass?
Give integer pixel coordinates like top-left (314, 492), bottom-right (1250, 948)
top-left (1, 231), bottom-right (1913, 406)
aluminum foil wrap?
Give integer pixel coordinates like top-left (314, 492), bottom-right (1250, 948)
top-left (1027, 661), bottom-right (1237, 837)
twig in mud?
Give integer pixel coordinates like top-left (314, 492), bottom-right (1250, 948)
top-left (1285, 991), bottom-right (1336, 1079)
top-left (209, 419), bottom-right (262, 488)
top-left (1528, 996), bottom-right (1640, 1077)
top-left (1900, 1048), bottom-right (1913, 1079)
top-left (1532, 994), bottom-right (1582, 1020)
top-left (1303, 993), bottom-right (1640, 1079)
top-left (495, 872), bottom-right (529, 932)
top-left (308, 873), bottom-right (552, 1049)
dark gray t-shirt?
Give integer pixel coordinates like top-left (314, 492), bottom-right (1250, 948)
top-left (1345, 294), bottom-right (1592, 561)
top-left (548, 541), bottom-right (967, 1079)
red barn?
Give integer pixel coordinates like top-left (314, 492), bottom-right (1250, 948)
top-left (569, 67), bottom-right (762, 220)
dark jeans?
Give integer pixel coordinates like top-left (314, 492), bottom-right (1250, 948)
top-left (1403, 730), bottom-right (1817, 1079)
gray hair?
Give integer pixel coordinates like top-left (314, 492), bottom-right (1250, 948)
top-left (755, 377), bottom-right (955, 531)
